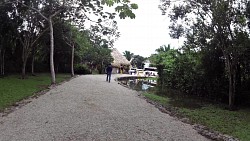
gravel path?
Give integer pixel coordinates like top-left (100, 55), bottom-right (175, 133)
top-left (0, 75), bottom-right (210, 141)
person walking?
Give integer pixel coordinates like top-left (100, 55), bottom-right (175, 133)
top-left (106, 64), bottom-right (112, 83)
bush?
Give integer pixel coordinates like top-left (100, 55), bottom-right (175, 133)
top-left (74, 64), bottom-right (91, 74)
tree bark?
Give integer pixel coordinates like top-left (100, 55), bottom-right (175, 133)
top-left (0, 49), bottom-right (2, 76)
top-left (49, 18), bottom-right (56, 84)
top-left (21, 58), bottom-right (27, 79)
top-left (225, 54), bottom-right (236, 110)
top-left (0, 50), bottom-right (3, 76)
top-left (71, 44), bottom-right (74, 77)
top-left (31, 51), bottom-right (35, 76)
top-left (21, 43), bottom-right (29, 79)
top-left (157, 65), bottom-right (164, 88)
top-left (2, 49), bottom-right (5, 76)
top-left (0, 38), bottom-right (4, 76)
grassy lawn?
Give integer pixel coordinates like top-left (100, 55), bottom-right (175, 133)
top-left (143, 92), bottom-right (250, 141)
top-left (0, 73), bottom-right (71, 111)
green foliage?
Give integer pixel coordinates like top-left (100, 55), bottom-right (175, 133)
top-left (0, 0), bottom-right (137, 79)
top-left (131, 55), bottom-right (145, 69)
top-left (158, 0), bottom-right (250, 107)
top-left (102, 0), bottom-right (115, 6)
top-left (123, 50), bottom-right (134, 61)
top-left (0, 74), bottom-right (71, 111)
top-left (81, 45), bottom-right (113, 74)
top-left (130, 3), bottom-right (138, 9)
top-left (74, 64), bottom-right (91, 74)
top-left (150, 44), bottom-right (229, 102)
top-left (102, 0), bottom-right (138, 19)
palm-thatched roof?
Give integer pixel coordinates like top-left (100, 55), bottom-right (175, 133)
top-left (111, 48), bottom-right (130, 67)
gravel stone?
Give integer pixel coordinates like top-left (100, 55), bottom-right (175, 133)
top-left (0, 74), bottom-right (210, 141)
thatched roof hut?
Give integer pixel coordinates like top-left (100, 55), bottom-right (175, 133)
top-left (111, 48), bottom-right (130, 67)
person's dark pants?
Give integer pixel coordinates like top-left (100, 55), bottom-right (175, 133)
top-left (106, 73), bottom-right (111, 82)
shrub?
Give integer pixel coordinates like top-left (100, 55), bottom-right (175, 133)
top-left (74, 64), bottom-right (91, 74)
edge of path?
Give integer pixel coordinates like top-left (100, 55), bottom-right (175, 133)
top-left (0, 75), bottom-right (79, 117)
top-left (115, 75), bottom-right (240, 141)
top-left (0, 74), bottom-right (239, 141)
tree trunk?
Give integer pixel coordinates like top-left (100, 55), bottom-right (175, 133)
top-left (225, 55), bottom-right (237, 110)
top-left (157, 65), bottom-right (164, 88)
top-left (0, 40), bottom-right (5, 76)
top-left (2, 49), bottom-right (5, 76)
top-left (0, 49), bottom-right (2, 76)
top-left (236, 63), bottom-right (241, 100)
top-left (31, 52), bottom-right (35, 76)
top-left (0, 50), bottom-right (5, 76)
top-left (21, 45), bottom-right (29, 79)
top-left (56, 64), bottom-right (59, 73)
top-left (71, 44), bottom-right (74, 77)
top-left (49, 18), bottom-right (56, 84)
top-left (31, 47), bottom-right (36, 76)
top-left (21, 59), bottom-right (27, 79)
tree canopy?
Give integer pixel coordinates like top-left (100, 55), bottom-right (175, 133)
top-left (156, 0), bottom-right (250, 109)
top-left (0, 0), bottom-right (138, 83)
top-left (123, 50), bottom-right (134, 61)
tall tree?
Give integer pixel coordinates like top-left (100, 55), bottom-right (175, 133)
top-left (10, 0), bottom-right (138, 84)
top-left (0, 2), bottom-right (20, 76)
top-left (61, 23), bottom-right (77, 77)
top-left (131, 55), bottom-right (145, 69)
top-left (16, 2), bottom-right (48, 78)
top-left (160, 0), bottom-right (249, 109)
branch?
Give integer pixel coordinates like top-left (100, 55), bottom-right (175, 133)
top-left (79, 6), bottom-right (101, 24)
top-left (63, 34), bottom-right (74, 47)
top-left (31, 27), bottom-right (49, 47)
top-left (16, 0), bottom-right (65, 21)
top-left (50, 9), bottom-right (63, 18)
top-left (15, 0), bottom-right (48, 21)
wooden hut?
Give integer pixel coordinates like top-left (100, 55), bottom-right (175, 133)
top-left (111, 48), bottom-right (130, 74)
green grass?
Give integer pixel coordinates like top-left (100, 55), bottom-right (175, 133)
top-left (143, 92), bottom-right (250, 141)
top-left (0, 73), bottom-right (71, 111)
top-left (179, 106), bottom-right (250, 141)
top-left (143, 92), bottom-right (169, 105)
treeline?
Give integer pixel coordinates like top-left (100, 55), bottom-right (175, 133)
top-left (152, 0), bottom-right (250, 109)
top-left (0, 0), bottom-right (137, 83)
top-left (150, 45), bottom-right (250, 107)
top-left (0, 11), bottom-right (113, 76)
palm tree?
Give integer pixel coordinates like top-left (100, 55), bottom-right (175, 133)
top-left (123, 50), bottom-right (134, 61)
top-left (155, 44), bottom-right (171, 53)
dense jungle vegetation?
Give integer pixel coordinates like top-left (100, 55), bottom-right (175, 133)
top-left (150, 0), bottom-right (250, 109)
top-left (0, 0), bottom-right (138, 83)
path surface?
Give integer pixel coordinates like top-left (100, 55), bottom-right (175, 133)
top-left (0, 75), bottom-right (210, 141)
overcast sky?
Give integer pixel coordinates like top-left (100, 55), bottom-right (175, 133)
top-left (112, 0), bottom-right (183, 57)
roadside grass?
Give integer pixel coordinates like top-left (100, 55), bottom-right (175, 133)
top-left (0, 73), bottom-right (71, 111)
top-left (143, 92), bottom-right (169, 105)
top-left (143, 92), bottom-right (250, 141)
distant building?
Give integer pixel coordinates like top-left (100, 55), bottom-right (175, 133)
top-left (143, 59), bottom-right (151, 69)
top-left (111, 48), bottom-right (130, 73)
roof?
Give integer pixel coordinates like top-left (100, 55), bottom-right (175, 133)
top-left (111, 48), bottom-right (130, 67)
